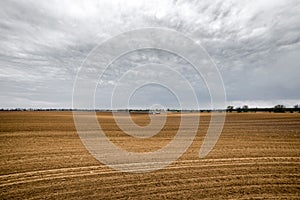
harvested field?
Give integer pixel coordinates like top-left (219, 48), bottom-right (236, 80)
top-left (0, 112), bottom-right (299, 199)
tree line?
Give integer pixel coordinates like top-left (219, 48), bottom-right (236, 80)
top-left (0, 104), bottom-right (299, 113)
top-left (226, 104), bottom-right (300, 113)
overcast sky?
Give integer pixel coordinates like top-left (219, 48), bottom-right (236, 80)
top-left (1, 0), bottom-right (299, 109)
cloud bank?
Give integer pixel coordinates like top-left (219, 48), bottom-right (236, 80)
top-left (0, 0), bottom-right (299, 108)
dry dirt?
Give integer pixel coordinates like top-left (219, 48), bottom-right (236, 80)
top-left (0, 111), bottom-right (299, 199)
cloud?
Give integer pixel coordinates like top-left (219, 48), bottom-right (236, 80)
top-left (0, 0), bottom-right (299, 108)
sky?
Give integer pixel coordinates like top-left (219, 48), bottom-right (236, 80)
top-left (0, 0), bottom-right (300, 109)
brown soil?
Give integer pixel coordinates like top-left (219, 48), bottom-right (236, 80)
top-left (0, 111), bottom-right (299, 199)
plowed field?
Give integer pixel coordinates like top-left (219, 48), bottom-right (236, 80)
top-left (0, 112), bottom-right (299, 199)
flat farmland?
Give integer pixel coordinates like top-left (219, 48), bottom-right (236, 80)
top-left (0, 111), bottom-right (299, 199)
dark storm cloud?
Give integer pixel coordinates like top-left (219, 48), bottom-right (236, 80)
top-left (0, 0), bottom-right (299, 108)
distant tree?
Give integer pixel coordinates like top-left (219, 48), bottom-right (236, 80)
top-left (236, 107), bottom-right (242, 113)
top-left (242, 105), bottom-right (249, 112)
top-left (226, 106), bottom-right (234, 112)
top-left (294, 104), bottom-right (300, 113)
top-left (274, 104), bottom-right (286, 113)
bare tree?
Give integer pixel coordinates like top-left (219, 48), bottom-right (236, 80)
top-left (227, 106), bottom-right (234, 112)
top-left (242, 105), bottom-right (249, 112)
top-left (274, 104), bottom-right (286, 113)
top-left (294, 104), bottom-right (300, 113)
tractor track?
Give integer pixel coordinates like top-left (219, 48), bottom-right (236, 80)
top-left (1, 157), bottom-right (299, 187)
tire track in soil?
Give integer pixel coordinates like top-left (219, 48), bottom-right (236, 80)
top-left (26, 178), bottom-right (299, 199)
top-left (1, 156), bottom-right (299, 186)
top-left (1, 156), bottom-right (299, 198)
